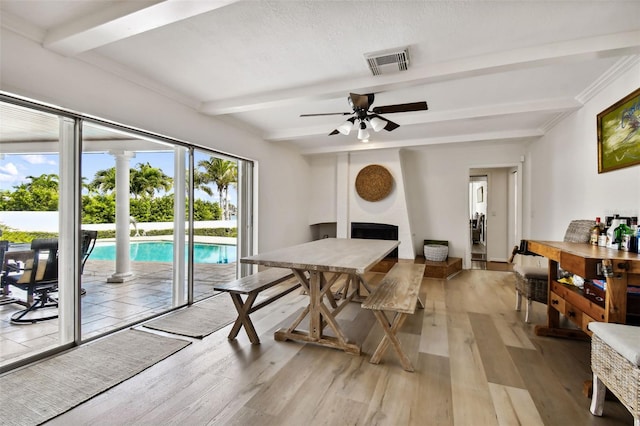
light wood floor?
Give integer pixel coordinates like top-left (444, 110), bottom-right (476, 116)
top-left (45, 269), bottom-right (633, 425)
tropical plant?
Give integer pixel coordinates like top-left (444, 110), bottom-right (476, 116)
top-left (87, 163), bottom-right (173, 199)
top-left (195, 158), bottom-right (237, 220)
top-left (87, 167), bottom-right (116, 194)
top-left (129, 162), bottom-right (173, 199)
top-left (1, 174), bottom-right (59, 211)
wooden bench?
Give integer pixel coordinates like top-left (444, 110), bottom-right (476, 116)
top-left (362, 263), bottom-right (426, 372)
top-left (213, 268), bottom-right (299, 344)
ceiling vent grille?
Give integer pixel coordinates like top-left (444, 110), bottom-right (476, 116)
top-left (364, 47), bottom-right (410, 76)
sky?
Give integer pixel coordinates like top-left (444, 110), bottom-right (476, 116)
top-left (0, 151), bottom-right (237, 204)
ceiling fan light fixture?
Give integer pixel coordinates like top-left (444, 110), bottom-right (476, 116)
top-left (369, 116), bottom-right (386, 132)
top-left (337, 120), bottom-right (353, 135)
top-left (358, 127), bottom-right (370, 141)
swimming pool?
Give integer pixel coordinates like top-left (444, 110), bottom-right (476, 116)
top-left (90, 241), bottom-right (237, 264)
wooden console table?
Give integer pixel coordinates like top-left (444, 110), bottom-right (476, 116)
top-left (527, 241), bottom-right (640, 339)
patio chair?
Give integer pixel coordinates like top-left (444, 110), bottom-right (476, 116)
top-left (6, 238), bottom-right (60, 324)
top-left (0, 240), bottom-right (20, 305)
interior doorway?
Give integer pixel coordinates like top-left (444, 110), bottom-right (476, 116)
top-left (469, 175), bottom-right (487, 269)
top-left (468, 166), bottom-right (521, 271)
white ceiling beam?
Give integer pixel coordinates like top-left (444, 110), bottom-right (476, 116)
top-left (201, 30), bottom-right (640, 115)
top-left (298, 129), bottom-right (544, 156)
top-left (264, 98), bottom-right (581, 141)
top-left (43, 0), bottom-right (241, 56)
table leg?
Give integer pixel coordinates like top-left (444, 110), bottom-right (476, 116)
top-left (309, 271), bottom-right (322, 339)
top-left (273, 269), bottom-right (360, 354)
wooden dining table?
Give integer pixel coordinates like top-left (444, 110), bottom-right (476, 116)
top-left (240, 237), bottom-right (400, 354)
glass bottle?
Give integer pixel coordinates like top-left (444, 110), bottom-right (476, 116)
top-left (590, 217), bottom-right (601, 245)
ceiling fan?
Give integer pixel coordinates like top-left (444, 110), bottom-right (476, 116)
top-left (300, 93), bottom-right (428, 142)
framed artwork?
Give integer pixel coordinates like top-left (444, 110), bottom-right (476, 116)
top-left (597, 88), bottom-right (640, 173)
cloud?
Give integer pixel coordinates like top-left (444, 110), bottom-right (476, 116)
top-left (0, 162), bottom-right (21, 183)
top-left (22, 154), bottom-right (56, 165)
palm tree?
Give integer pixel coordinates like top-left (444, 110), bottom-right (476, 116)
top-left (129, 162), bottom-right (173, 199)
top-left (196, 158), bottom-right (237, 220)
top-left (88, 168), bottom-right (116, 194)
top-left (88, 164), bottom-right (172, 199)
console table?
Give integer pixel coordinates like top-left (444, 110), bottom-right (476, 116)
top-left (527, 241), bottom-right (640, 339)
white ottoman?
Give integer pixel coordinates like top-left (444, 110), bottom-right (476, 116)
top-left (588, 322), bottom-right (640, 426)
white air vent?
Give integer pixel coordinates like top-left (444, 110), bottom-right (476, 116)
top-left (364, 47), bottom-right (410, 76)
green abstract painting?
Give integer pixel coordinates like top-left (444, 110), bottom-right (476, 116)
top-left (597, 88), bottom-right (640, 173)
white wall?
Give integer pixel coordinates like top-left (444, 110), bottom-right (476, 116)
top-left (526, 62), bottom-right (640, 239)
top-left (308, 155), bottom-right (337, 225)
top-left (0, 28), bottom-right (311, 252)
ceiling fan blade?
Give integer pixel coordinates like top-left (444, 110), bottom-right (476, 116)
top-left (372, 101), bottom-right (428, 114)
top-left (383, 118), bottom-right (400, 131)
top-left (300, 112), bottom-right (352, 117)
top-left (349, 93), bottom-right (375, 110)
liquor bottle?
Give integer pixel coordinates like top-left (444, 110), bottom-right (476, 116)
top-left (590, 217), bottom-right (601, 245)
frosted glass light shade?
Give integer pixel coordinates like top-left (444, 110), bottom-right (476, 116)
top-left (337, 120), bottom-right (352, 135)
top-left (369, 116), bottom-right (386, 132)
top-left (358, 128), bottom-right (370, 141)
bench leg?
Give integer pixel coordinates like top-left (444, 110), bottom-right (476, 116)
top-left (228, 292), bottom-right (260, 344)
top-left (369, 310), bottom-right (414, 372)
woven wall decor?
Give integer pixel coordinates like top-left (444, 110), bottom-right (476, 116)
top-left (355, 164), bottom-right (393, 202)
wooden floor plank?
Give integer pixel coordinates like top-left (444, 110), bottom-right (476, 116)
top-left (413, 352), bottom-right (454, 425)
top-left (469, 312), bottom-right (525, 389)
top-left (448, 325), bottom-right (499, 426)
top-left (488, 382), bottom-right (544, 426)
top-left (419, 299), bottom-right (449, 357)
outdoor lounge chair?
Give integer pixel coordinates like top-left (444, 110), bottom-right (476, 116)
top-left (4, 230), bottom-right (98, 322)
top-left (6, 238), bottom-right (60, 324)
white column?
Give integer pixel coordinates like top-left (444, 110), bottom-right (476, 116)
top-left (108, 150), bottom-right (135, 283)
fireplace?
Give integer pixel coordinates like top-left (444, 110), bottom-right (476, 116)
top-left (350, 222), bottom-right (398, 258)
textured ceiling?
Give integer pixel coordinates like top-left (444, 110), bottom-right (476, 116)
top-left (2, 0), bottom-right (640, 155)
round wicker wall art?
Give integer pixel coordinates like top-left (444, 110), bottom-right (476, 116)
top-left (355, 164), bottom-right (393, 202)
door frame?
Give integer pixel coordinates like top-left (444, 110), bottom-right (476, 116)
top-left (467, 162), bottom-right (522, 268)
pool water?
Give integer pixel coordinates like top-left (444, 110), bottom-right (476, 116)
top-left (90, 241), bottom-right (236, 264)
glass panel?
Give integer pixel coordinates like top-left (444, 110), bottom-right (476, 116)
top-left (192, 150), bottom-right (238, 301)
top-left (80, 123), bottom-right (181, 340)
top-left (0, 102), bottom-right (65, 368)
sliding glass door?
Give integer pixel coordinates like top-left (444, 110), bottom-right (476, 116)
top-left (0, 101), bottom-right (68, 367)
top-left (0, 94), bottom-right (253, 372)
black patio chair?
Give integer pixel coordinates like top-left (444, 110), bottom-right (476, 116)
top-left (6, 238), bottom-right (59, 324)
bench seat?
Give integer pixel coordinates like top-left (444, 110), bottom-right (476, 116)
top-left (362, 262), bottom-right (425, 371)
top-left (213, 268), bottom-right (298, 344)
